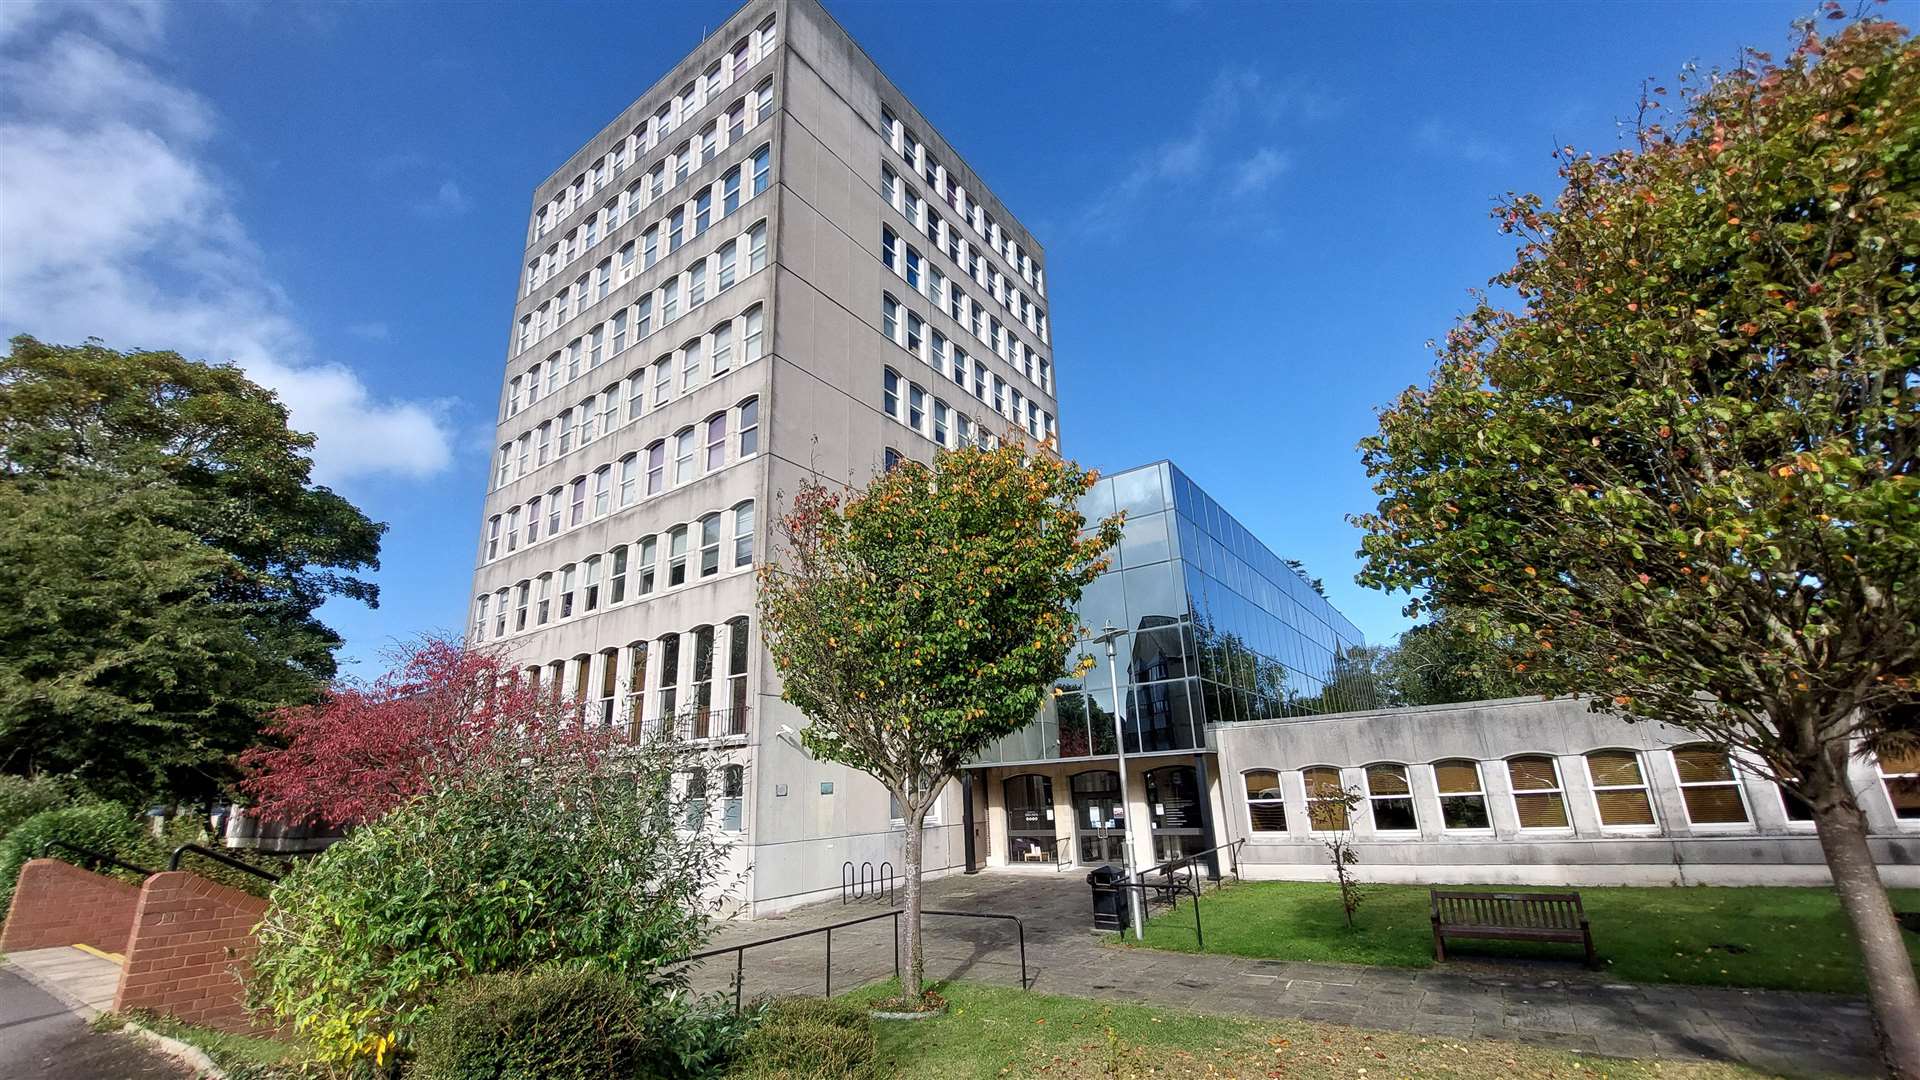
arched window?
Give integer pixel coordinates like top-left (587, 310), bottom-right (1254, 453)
top-left (755, 79), bottom-right (773, 123)
top-left (668, 525), bottom-right (690, 586)
top-left (684, 766), bottom-right (708, 830)
top-left (908, 383), bottom-right (926, 431)
top-left (569, 475), bottom-right (587, 525)
top-left (673, 427), bottom-right (696, 485)
top-left (747, 221), bottom-right (767, 272)
top-left (883, 368), bottom-right (901, 419)
top-left (494, 588), bottom-right (509, 637)
top-left (1365, 764), bottom-right (1416, 832)
top-left (712, 321), bottom-right (733, 371)
top-left (1303, 766), bottom-right (1346, 831)
top-left (680, 337), bottom-right (703, 390)
top-left (1507, 755), bottom-right (1569, 829)
top-left (618, 453), bottom-right (638, 507)
top-left (1879, 748), bottom-right (1920, 822)
top-left (656, 632), bottom-right (681, 718)
top-left (699, 513), bottom-right (723, 577)
top-left (722, 764), bottom-right (745, 831)
top-left (726, 615), bottom-right (750, 734)
top-left (743, 305), bottom-right (764, 360)
top-left (652, 356), bottom-right (672, 403)
top-left (1586, 750), bottom-right (1656, 826)
top-left (646, 440), bottom-right (666, 495)
top-left (592, 465), bottom-right (611, 517)
top-left (732, 500), bottom-right (755, 567)
top-left (705, 412), bottom-right (728, 472)
top-left (485, 515), bottom-right (501, 560)
top-left (525, 496), bottom-right (541, 543)
top-left (504, 508), bottom-right (520, 552)
top-left (882, 294), bottom-right (900, 341)
top-left (558, 563), bottom-right (577, 618)
top-left (1671, 745), bottom-right (1749, 825)
top-left (690, 625), bottom-right (716, 737)
top-left (596, 648), bottom-right (619, 726)
top-left (751, 142), bottom-right (771, 194)
top-left (637, 535), bottom-right (658, 595)
top-left (608, 544), bottom-right (628, 604)
top-left (1432, 759), bottom-right (1489, 830)
top-left (1243, 770), bottom-right (1286, 832)
top-left (534, 573), bottom-right (552, 625)
top-left (883, 447), bottom-right (902, 472)
top-left (737, 397), bottom-right (760, 456)
top-left (472, 595), bottom-right (489, 641)
top-left (583, 555), bottom-right (603, 612)
top-left (624, 640), bottom-right (649, 736)
top-left (721, 165), bottom-right (742, 215)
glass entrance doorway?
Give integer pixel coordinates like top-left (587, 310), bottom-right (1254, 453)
top-left (1004, 775), bottom-right (1058, 863)
top-left (1145, 765), bottom-right (1206, 862)
top-left (1070, 770), bottom-right (1127, 864)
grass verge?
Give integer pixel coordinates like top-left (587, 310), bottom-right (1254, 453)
top-left (102, 1011), bottom-right (309, 1078)
top-left (838, 980), bottom-right (1776, 1079)
top-left (1129, 880), bottom-right (1920, 994)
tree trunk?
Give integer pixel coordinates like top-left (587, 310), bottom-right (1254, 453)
top-left (1808, 761), bottom-right (1920, 1079)
top-left (902, 803), bottom-right (925, 998)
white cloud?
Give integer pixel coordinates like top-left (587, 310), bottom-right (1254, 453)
top-left (1230, 147), bottom-right (1290, 195)
top-left (1414, 118), bottom-right (1510, 165)
top-left (1076, 65), bottom-right (1327, 236)
top-left (414, 178), bottom-right (470, 218)
top-left (0, 2), bottom-right (452, 485)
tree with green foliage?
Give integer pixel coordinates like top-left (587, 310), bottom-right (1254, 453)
top-left (758, 444), bottom-right (1122, 1000)
top-left (1353, 16), bottom-right (1919, 1073)
top-left (1377, 612), bottom-right (1537, 708)
top-left (0, 336), bottom-right (384, 802)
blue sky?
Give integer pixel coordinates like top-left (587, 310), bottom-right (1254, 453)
top-left (0, 0), bottom-right (1819, 674)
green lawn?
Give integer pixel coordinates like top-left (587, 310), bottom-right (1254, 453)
top-left (1130, 880), bottom-right (1920, 995)
top-left (840, 980), bottom-right (1776, 1080)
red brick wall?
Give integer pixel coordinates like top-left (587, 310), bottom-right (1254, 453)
top-left (0, 858), bottom-right (141, 954)
top-left (115, 871), bottom-right (270, 1032)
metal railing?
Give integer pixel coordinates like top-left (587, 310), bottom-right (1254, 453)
top-left (621, 704), bottom-right (752, 743)
top-left (674, 907), bottom-right (1029, 1013)
top-left (841, 861), bottom-right (896, 905)
top-left (168, 843), bottom-right (282, 883)
top-left (1102, 838), bottom-right (1246, 949)
top-left (41, 839), bottom-right (154, 879)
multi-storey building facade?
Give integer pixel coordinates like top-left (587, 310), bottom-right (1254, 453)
top-left (470, 0), bottom-right (1057, 914)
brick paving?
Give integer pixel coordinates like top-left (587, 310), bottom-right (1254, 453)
top-left (691, 870), bottom-right (1877, 1077)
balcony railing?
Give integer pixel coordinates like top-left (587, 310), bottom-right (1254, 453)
top-left (619, 700), bottom-right (751, 743)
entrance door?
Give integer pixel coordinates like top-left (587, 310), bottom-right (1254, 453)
top-left (1145, 765), bottom-right (1205, 863)
top-left (1070, 770), bottom-right (1127, 864)
top-left (1003, 775), bottom-right (1058, 863)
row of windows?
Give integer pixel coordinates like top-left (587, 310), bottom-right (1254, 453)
top-left (517, 149), bottom-right (769, 362)
top-left (1242, 747), bottom-right (1920, 835)
top-left (496, 288), bottom-right (764, 492)
top-left (488, 397), bottom-right (760, 560)
top-left (476, 502), bottom-right (756, 642)
top-left (880, 225), bottom-right (1049, 396)
top-left (880, 171), bottom-right (1046, 350)
top-left (880, 295), bottom-right (1056, 443)
top-left (880, 106), bottom-right (1043, 298)
top-left (531, 12), bottom-right (777, 245)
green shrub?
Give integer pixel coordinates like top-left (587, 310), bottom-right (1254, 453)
top-left (250, 735), bottom-right (734, 1071)
top-left (726, 998), bottom-right (879, 1080)
top-left (412, 965), bottom-right (650, 1080)
top-left (0, 801), bottom-right (145, 911)
top-left (140, 813), bottom-right (290, 899)
top-left (0, 774), bottom-right (76, 836)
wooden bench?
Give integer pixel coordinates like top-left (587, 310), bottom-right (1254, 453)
top-left (1430, 890), bottom-right (1596, 969)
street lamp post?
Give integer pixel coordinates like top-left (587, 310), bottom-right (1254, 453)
top-left (1091, 625), bottom-right (1145, 939)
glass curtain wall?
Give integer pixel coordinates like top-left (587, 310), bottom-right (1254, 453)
top-left (974, 461), bottom-right (1368, 766)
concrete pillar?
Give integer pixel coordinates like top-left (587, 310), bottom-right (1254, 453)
top-left (1561, 753), bottom-right (1603, 835)
top-left (1193, 755), bottom-right (1222, 879)
top-left (984, 770), bottom-right (1008, 869)
top-left (1121, 757), bottom-right (1156, 872)
top-left (962, 772), bottom-right (977, 873)
top-left (612, 643), bottom-right (635, 733)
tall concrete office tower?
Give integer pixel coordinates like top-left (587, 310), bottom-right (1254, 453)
top-left (470, 0), bottom-right (1057, 914)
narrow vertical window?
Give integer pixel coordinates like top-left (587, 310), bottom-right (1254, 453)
top-left (668, 525), bottom-right (689, 586)
top-left (737, 397), bottom-right (759, 457)
top-left (699, 513), bottom-right (722, 577)
top-left (608, 544), bottom-right (628, 604)
top-left (743, 306), bottom-right (764, 361)
top-left (747, 221), bottom-right (767, 271)
top-left (637, 536), bottom-right (658, 595)
top-left (706, 412), bottom-right (728, 471)
top-left (733, 500), bottom-right (755, 567)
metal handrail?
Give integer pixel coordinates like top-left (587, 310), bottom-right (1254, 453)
top-left (1052, 835), bottom-right (1075, 872)
top-left (1099, 877), bottom-right (1207, 948)
top-left (1139, 837), bottom-right (1246, 885)
top-left (42, 839), bottom-right (154, 879)
top-left (168, 843), bottom-right (281, 883)
top-left (673, 906), bottom-right (1029, 1013)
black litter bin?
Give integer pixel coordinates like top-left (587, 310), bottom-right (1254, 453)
top-left (1087, 864), bottom-right (1132, 932)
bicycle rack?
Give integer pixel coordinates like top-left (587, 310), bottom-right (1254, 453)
top-left (840, 860), bottom-right (898, 905)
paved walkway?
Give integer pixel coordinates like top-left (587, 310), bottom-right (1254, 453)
top-left (694, 871), bottom-right (1877, 1078)
top-left (1, 952), bottom-right (188, 1079)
